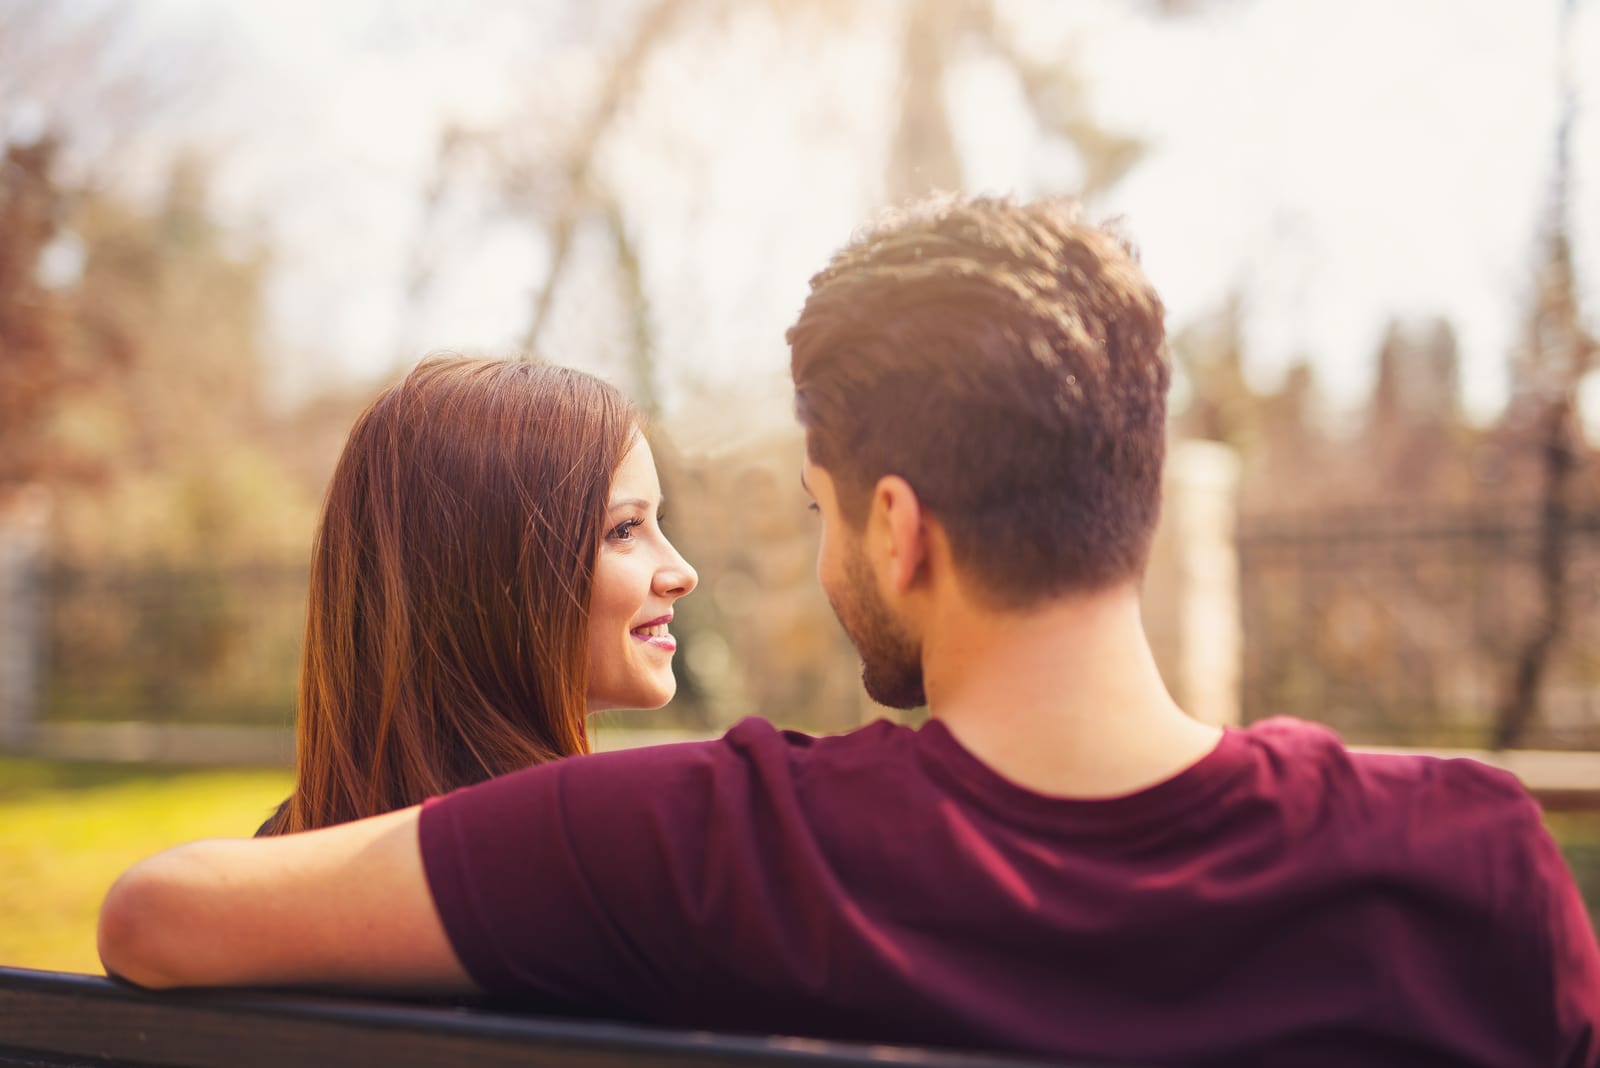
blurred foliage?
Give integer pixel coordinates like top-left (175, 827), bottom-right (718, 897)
top-left (1178, 10), bottom-right (1598, 748)
top-left (1, 3), bottom-right (330, 564)
top-left (1, 147), bottom-right (333, 726)
top-left (44, 563), bottom-right (307, 725)
top-left (32, 160), bottom-right (324, 564)
top-left (1237, 501), bottom-right (1600, 749)
top-left (415, 0), bottom-right (1168, 411)
top-left (3, 0), bottom-right (1596, 748)
top-left (0, 3), bottom-right (351, 731)
top-left (1185, 299), bottom-right (1600, 746)
top-left (0, 136), bottom-right (67, 487)
top-left (1172, 304), bottom-right (1508, 513)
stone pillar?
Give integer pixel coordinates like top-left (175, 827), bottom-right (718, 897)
top-left (0, 486), bottom-right (50, 750)
top-left (1142, 440), bottom-right (1243, 727)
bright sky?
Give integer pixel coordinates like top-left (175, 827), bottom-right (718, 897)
top-left (113, 0), bottom-right (1598, 424)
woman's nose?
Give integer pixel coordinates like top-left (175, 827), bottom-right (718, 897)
top-left (656, 542), bottom-right (697, 597)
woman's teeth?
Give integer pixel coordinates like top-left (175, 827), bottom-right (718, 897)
top-left (634, 623), bottom-right (669, 638)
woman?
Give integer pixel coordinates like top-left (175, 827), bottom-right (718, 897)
top-left (259, 356), bottom-right (696, 834)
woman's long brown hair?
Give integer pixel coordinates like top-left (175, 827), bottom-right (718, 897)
top-left (263, 357), bottom-right (637, 834)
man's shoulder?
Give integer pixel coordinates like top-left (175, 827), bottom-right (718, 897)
top-left (1238, 716), bottom-right (1544, 865)
top-left (703, 715), bottom-right (923, 787)
top-left (1242, 715), bottom-right (1531, 802)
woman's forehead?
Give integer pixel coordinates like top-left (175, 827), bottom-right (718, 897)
top-left (607, 437), bottom-right (661, 506)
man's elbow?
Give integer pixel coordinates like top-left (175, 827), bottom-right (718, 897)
top-left (98, 849), bottom-right (208, 989)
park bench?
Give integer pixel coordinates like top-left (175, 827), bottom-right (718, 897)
top-left (0, 966), bottom-right (1084, 1068)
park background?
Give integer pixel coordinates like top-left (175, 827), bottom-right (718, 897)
top-left (2, 0), bottom-right (1598, 974)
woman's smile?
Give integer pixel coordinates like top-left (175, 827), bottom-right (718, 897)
top-left (630, 615), bottom-right (676, 650)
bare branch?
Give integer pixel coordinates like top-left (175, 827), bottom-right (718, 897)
top-left (1493, 0), bottom-right (1596, 748)
top-left (519, 0), bottom-right (695, 354)
top-left (604, 195), bottom-right (657, 416)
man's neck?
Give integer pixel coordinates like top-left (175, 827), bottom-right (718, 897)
top-left (922, 584), bottom-right (1223, 800)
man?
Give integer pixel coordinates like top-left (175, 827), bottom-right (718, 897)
top-left (99, 197), bottom-right (1600, 1066)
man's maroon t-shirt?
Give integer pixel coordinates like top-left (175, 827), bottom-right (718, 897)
top-left (418, 716), bottom-right (1600, 1066)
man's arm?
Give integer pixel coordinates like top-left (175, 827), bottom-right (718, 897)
top-left (97, 805), bottom-right (476, 993)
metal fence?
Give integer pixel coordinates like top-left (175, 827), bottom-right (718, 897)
top-left (44, 562), bottom-right (308, 727)
top-left (19, 503), bottom-right (1600, 750)
top-left (1239, 504), bottom-right (1600, 749)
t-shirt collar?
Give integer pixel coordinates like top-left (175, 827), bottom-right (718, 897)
top-left (913, 717), bottom-right (1253, 834)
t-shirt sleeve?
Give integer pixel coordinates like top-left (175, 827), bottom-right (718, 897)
top-left (1529, 822), bottom-right (1600, 1068)
top-left (1461, 759), bottom-right (1600, 1068)
top-left (417, 720), bottom-right (818, 1016)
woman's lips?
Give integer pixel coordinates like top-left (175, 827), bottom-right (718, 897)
top-left (630, 617), bottom-right (676, 652)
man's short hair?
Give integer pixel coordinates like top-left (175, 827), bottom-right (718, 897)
top-left (787, 194), bottom-right (1170, 609)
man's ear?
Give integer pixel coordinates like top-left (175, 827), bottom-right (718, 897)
top-left (868, 475), bottom-right (927, 595)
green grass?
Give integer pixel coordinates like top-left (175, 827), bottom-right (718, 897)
top-left (1, 758), bottom-right (1595, 977)
top-left (1547, 811), bottom-right (1600, 933)
top-left (0, 758), bottom-right (292, 974)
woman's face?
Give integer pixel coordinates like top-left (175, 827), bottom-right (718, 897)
top-left (586, 436), bottom-right (698, 713)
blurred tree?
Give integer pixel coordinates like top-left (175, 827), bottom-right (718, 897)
top-left (885, 0), bottom-right (1146, 202)
top-left (0, 0), bottom-right (156, 492)
top-left (0, 0), bottom-right (177, 187)
top-left (1493, 0), bottom-right (1598, 749)
top-left (1369, 321), bottom-right (1460, 441)
top-left (408, 0), bottom-right (704, 417)
top-left (1172, 294), bottom-right (1351, 512)
top-left (0, 1), bottom-right (320, 562)
top-left (1252, 358), bottom-right (1329, 508)
top-left (1364, 318), bottom-right (1473, 503)
top-left (408, 0), bottom-right (1221, 411)
top-left (0, 2), bottom-right (324, 728)
top-left (1172, 294), bottom-right (1258, 450)
top-left (0, 135), bottom-right (68, 489)
top-left (47, 159), bottom-right (319, 563)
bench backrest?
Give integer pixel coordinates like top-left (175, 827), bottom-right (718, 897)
top-left (0, 966), bottom-right (1084, 1068)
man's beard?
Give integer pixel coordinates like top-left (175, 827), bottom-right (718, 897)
top-left (833, 546), bottom-right (926, 710)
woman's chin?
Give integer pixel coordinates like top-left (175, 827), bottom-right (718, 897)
top-left (584, 679), bottom-right (677, 716)
top-left (636, 681), bottom-right (677, 712)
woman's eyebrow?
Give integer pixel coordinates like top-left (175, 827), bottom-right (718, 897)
top-left (607, 496), bottom-right (658, 511)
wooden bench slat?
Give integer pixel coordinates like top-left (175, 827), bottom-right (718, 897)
top-left (0, 967), bottom-right (1075, 1068)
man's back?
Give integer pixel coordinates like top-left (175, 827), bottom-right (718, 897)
top-left (420, 715), bottom-right (1600, 1066)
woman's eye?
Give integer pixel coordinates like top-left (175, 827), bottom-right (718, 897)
top-left (608, 519), bottom-right (643, 541)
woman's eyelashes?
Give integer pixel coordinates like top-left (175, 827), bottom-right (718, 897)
top-left (605, 512), bottom-right (666, 543)
top-left (607, 518), bottom-right (644, 542)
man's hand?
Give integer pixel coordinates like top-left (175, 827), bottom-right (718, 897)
top-left (97, 805), bottom-right (476, 994)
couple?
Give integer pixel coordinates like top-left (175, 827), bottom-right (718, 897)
top-left (99, 197), bottom-right (1599, 1067)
